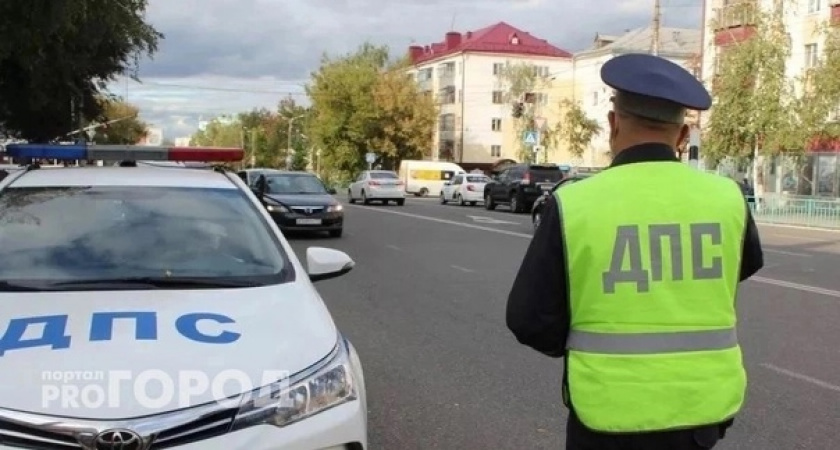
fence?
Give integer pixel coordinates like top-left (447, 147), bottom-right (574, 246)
top-left (748, 194), bottom-right (840, 229)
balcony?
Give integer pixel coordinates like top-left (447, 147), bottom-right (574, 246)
top-left (438, 85), bottom-right (456, 105)
top-left (712, 1), bottom-right (758, 30)
top-left (418, 79), bottom-right (433, 92)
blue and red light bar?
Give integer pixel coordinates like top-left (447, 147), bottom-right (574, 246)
top-left (5, 144), bottom-right (244, 162)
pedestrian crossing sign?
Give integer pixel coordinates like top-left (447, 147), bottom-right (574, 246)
top-left (523, 131), bottom-right (538, 145)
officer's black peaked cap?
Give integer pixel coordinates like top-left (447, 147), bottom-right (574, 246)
top-left (601, 53), bottom-right (712, 114)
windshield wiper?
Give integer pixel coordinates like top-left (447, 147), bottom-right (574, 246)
top-left (0, 281), bottom-right (47, 292)
top-left (49, 277), bottom-right (259, 289)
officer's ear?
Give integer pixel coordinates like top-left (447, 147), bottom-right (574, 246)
top-left (676, 124), bottom-right (689, 148)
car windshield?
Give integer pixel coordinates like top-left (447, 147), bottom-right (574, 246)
top-left (370, 172), bottom-right (398, 179)
top-left (529, 168), bottom-right (563, 182)
top-left (467, 176), bottom-right (489, 183)
top-left (0, 186), bottom-right (291, 287)
top-left (264, 174), bottom-right (328, 194)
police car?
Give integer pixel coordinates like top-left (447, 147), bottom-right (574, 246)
top-left (0, 144), bottom-right (368, 449)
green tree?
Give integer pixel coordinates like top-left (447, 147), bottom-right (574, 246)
top-left (497, 62), bottom-right (550, 161)
top-left (704, 3), bottom-right (800, 166)
top-left (306, 43), bottom-right (435, 180)
top-left (553, 99), bottom-right (602, 160)
top-left (797, 24), bottom-right (840, 148)
top-left (91, 99), bottom-right (148, 144)
top-left (0, 0), bottom-right (163, 142)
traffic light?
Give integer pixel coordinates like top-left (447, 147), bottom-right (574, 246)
top-left (512, 102), bottom-right (524, 118)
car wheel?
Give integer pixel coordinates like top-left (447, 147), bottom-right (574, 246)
top-left (510, 195), bottom-right (520, 213)
top-left (396, 199), bottom-right (405, 206)
top-left (470, 201), bottom-right (477, 206)
top-left (440, 192), bottom-right (447, 204)
top-left (484, 193), bottom-right (496, 210)
top-left (348, 189), bottom-right (355, 204)
top-left (329, 228), bottom-right (343, 238)
top-left (457, 194), bottom-right (466, 206)
top-left (362, 190), bottom-right (371, 205)
top-left (419, 187), bottom-right (429, 197)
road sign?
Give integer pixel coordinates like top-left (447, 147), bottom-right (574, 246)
top-left (534, 117), bottom-right (547, 131)
top-left (523, 131), bottom-right (539, 145)
top-left (365, 152), bottom-right (376, 164)
top-left (689, 127), bottom-right (700, 147)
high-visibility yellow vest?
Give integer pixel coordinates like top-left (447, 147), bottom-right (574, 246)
top-left (555, 161), bottom-right (748, 432)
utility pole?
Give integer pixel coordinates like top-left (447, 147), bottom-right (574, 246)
top-left (651, 0), bottom-right (661, 56)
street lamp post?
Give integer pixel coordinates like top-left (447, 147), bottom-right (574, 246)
top-left (285, 114), bottom-right (306, 169)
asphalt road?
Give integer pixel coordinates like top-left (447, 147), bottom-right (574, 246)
top-left (286, 197), bottom-right (840, 450)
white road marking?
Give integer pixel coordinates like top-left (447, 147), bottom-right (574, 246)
top-left (749, 276), bottom-right (840, 298)
top-left (760, 363), bottom-right (840, 393)
top-left (348, 204), bottom-right (533, 238)
top-left (764, 248), bottom-right (811, 257)
top-left (386, 244), bottom-right (402, 251)
top-left (466, 215), bottom-right (521, 225)
top-left (450, 265), bottom-right (475, 273)
top-left (350, 204), bottom-right (840, 298)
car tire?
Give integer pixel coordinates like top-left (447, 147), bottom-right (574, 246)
top-left (484, 193), bottom-right (496, 210)
top-left (440, 192), bottom-right (447, 204)
top-left (396, 199), bottom-right (405, 206)
top-left (470, 201), bottom-right (477, 206)
top-left (362, 191), bottom-right (371, 205)
top-left (329, 229), bottom-right (343, 238)
top-left (510, 192), bottom-right (525, 213)
top-left (419, 187), bottom-right (429, 197)
top-left (348, 189), bottom-right (355, 204)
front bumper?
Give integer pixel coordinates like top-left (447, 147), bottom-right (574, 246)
top-left (269, 210), bottom-right (343, 232)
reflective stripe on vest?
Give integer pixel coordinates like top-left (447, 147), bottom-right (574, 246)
top-left (566, 328), bottom-right (738, 354)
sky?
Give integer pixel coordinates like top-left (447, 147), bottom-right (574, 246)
top-left (115, 0), bottom-right (702, 140)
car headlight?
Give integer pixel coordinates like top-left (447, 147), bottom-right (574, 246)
top-left (327, 204), bottom-right (343, 212)
top-left (232, 338), bottom-right (357, 430)
top-left (266, 204), bottom-right (289, 213)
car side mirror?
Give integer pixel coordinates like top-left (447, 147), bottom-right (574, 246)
top-left (306, 247), bottom-right (355, 282)
top-left (328, 187), bottom-right (337, 194)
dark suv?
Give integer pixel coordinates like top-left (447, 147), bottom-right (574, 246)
top-left (483, 163), bottom-right (567, 213)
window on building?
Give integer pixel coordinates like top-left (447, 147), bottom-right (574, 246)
top-left (808, 0), bottom-right (821, 13)
top-left (493, 63), bottom-right (505, 75)
top-left (805, 43), bottom-right (819, 68)
top-left (458, 90), bottom-right (463, 103)
top-left (491, 118), bottom-right (502, 131)
top-left (536, 93), bottom-right (549, 105)
top-left (492, 91), bottom-right (504, 104)
top-left (535, 66), bottom-right (550, 77)
top-left (491, 145), bottom-right (502, 157)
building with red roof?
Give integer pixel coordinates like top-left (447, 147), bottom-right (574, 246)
top-left (406, 22), bottom-right (572, 169)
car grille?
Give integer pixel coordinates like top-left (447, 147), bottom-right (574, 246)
top-left (0, 420), bottom-right (83, 449)
top-left (289, 206), bottom-right (325, 215)
top-left (151, 407), bottom-right (238, 448)
top-left (0, 406), bottom-right (239, 449)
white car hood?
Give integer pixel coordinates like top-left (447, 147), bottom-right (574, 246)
top-left (0, 282), bottom-right (338, 419)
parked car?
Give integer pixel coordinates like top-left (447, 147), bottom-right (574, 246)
top-left (484, 163), bottom-right (565, 213)
top-left (254, 171), bottom-right (344, 237)
top-left (398, 160), bottom-right (465, 197)
top-left (440, 173), bottom-right (490, 206)
top-left (531, 174), bottom-right (593, 229)
top-left (348, 170), bottom-right (406, 205)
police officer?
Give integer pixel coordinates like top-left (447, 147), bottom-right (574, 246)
top-left (506, 53), bottom-right (764, 450)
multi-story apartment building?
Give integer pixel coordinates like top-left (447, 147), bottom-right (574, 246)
top-left (701, 0), bottom-right (840, 120)
top-left (406, 22), bottom-right (572, 170)
top-left (572, 26), bottom-right (701, 166)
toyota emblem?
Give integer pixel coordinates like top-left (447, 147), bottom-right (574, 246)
top-left (94, 429), bottom-right (144, 450)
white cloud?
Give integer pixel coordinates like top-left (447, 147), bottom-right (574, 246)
top-left (114, 0), bottom-right (701, 139)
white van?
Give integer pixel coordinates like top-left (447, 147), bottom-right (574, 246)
top-left (398, 160), bottom-right (465, 197)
